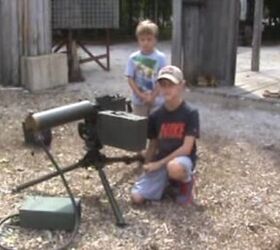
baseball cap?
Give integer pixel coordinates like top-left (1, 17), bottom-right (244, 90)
top-left (157, 65), bottom-right (184, 85)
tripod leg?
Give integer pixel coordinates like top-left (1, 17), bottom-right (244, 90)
top-left (12, 161), bottom-right (82, 193)
top-left (97, 168), bottom-right (126, 227)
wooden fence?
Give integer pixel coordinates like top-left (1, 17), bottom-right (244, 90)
top-left (0, 0), bottom-right (51, 86)
top-left (172, 0), bottom-right (240, 86)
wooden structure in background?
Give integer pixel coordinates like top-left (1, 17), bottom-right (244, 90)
top-left (172, 0), bottom-right (240, 86)
top-left (251, 0), bottom-right (264, 72)
top-left (0, 0), bottom-right (20, 86)
top-left (0, 0), bottom-right (51, 86)
top-left (0, 0), bottom-right (119, 86)
top-left (52, 0), bottom-right (119, 30)
top-left (51, 0), bottom-right (119, 82)
top-left (52, 30), bottom-right (111, 82)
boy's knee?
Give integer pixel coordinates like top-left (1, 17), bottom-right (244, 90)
top-left (131, 192), bottom-right (145, 204)
top-left (167, 160), bottom-right (188, 181)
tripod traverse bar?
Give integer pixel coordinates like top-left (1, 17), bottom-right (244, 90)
top-left (12, 161), bottom-right (83, 193)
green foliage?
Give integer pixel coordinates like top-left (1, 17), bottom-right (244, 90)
top-left (119, 0), bottom-right (172, 38)
top-left (265, 0), bottom-right (280, 18)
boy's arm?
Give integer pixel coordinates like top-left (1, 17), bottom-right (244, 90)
top-left (144, 139), bottom-right (159, 163)
top-left (159, 136), bottom-right (195, 165)
top-left (143, 112), bottom-right (159, 163)
top-left (150, 54), bottom-right (167, 101)
top-left (143, 136), bottom-right (195, 172)
top-left (127, 77), bottom-right (147, 100)
top-left (150, 83), bottom-right (160, 100)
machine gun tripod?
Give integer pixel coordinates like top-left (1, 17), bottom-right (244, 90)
top-left (15, 107), bottom-right (145, 227)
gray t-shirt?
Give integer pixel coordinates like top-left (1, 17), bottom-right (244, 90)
top-left (125, 49), bottom-right (167, 106)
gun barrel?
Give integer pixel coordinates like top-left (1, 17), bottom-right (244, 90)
top-left (25, 101), bottom-right (96, 131)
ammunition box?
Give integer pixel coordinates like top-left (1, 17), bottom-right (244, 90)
top-left (20, 196), bottom-right (81, 231)
top-left (96, 95), bottom-right (126, 111)
top-left (97, 111), bottom-right (147, 151)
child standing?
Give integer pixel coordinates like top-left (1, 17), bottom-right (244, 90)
top-left (131, 65), bottom-right (200, 205)
top-left (125, 20), bottom-right (167, 116)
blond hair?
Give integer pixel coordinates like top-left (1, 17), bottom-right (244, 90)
top-left (135, 20), bottom-right (159, 38)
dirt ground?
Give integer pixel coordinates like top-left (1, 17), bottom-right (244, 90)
top-left (0, 42), bottom-right (280, 250)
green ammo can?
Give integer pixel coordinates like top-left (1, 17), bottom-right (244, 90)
top-left (97, 111), bottom-right (147, 152)
top-left (20, 196), bottom-right (81, 231)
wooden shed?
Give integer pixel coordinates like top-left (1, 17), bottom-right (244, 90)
top-left (52, 0), bottom-right (119, 30)
top-left (0, 0), bottom-right (52, 86)
top-left (172, 0), bottom-right (240, 86)
top-left (0, 0), bottom-right (119, 87)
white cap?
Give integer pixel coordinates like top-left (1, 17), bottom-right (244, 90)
top-left (157, 65), bottom-right (184, 84)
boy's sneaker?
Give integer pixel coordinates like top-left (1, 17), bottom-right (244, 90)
top-left (175, 177), bottom-right (195, 206)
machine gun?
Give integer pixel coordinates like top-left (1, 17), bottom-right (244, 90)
top-left (16, 99), bottom-right (147, 227)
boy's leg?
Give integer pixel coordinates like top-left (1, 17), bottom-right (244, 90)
top-left (131, 167), bottom-right (168, 204)
top-left (167, 156), bottom-right (193, 182)
top-left (166, 156), bottom-right (194, 205)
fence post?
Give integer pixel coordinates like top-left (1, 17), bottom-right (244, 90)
top-left (171, 0), bottom-right (183, 67)
top-left (251, 0), bottom-right (264, 72)
top-left (0, 0), bottom-right (52, 86)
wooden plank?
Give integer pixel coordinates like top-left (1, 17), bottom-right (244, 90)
top-left (18, 0), bottom-right (27, 84)
top-left (203, 1), bottom-right (220, 80)
top-left (40, 0), bottom-right (50, 54)
top-left (21, 0), bottom-right (51, 56)
top-left (0, 0), bottom-right (11, 84)
top-left (224, 0), bottom-right (239, 86)
top-left (67, 31), bottom-right (83, 82)
top-left (8, 1), bottom-right (19, 85)
top-left (10, 0), bottom-right (20, 85)
top-left (233, 81), bottom-right (278, 96)
top-left (182, 4), bottom-right (200, 83)
top-left (198, 0), bottom-right (239, 86)
top-left (37, 0), bottom-right (45, 55)
top-left (17, 0), bottom-right (24, 57)
top-left (243, 82), bottom-right (280, 100)
top-left (43, 0), bottom-right (51, 53)
top-left (193, 81), bottom-right (278, 98)
top-left (171, 0), bottom-right (183, 67)
top-left (22, 0), bottom-right (29, 56)
top-left (0, 0), bottom-right (52, 86)
top-left (251, 0), bottom-right (264, 72)
top-left (28, 0), bottom-right (38, 56)
top-left (0, 0), bottom-right (20, 85)
top-left (0, 0), bottom-right (3, 83)
top-left (200, 0), bottom-right (219, 78)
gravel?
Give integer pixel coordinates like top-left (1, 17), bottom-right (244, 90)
top-left (0, 41), bottom-right (279, 250)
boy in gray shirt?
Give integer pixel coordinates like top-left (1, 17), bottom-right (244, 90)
top-left (125, 20), bottom-right (167, 116)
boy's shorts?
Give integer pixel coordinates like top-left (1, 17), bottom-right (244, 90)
top-left (131, 156), bottom-right (193, 200)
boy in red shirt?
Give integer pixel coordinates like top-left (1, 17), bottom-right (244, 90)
top-left (131, 65), bottom-right (199, 205)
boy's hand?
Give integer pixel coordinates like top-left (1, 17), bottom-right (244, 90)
top-left (143, 161), bottom-right (162, 173)
top-left (140, 92), bottom-right (154, 104)
top-left (144, 93), bottom-right (154, 104)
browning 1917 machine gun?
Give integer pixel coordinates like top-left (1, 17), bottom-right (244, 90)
top-left (15, 99), bottom-right (147, 228)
